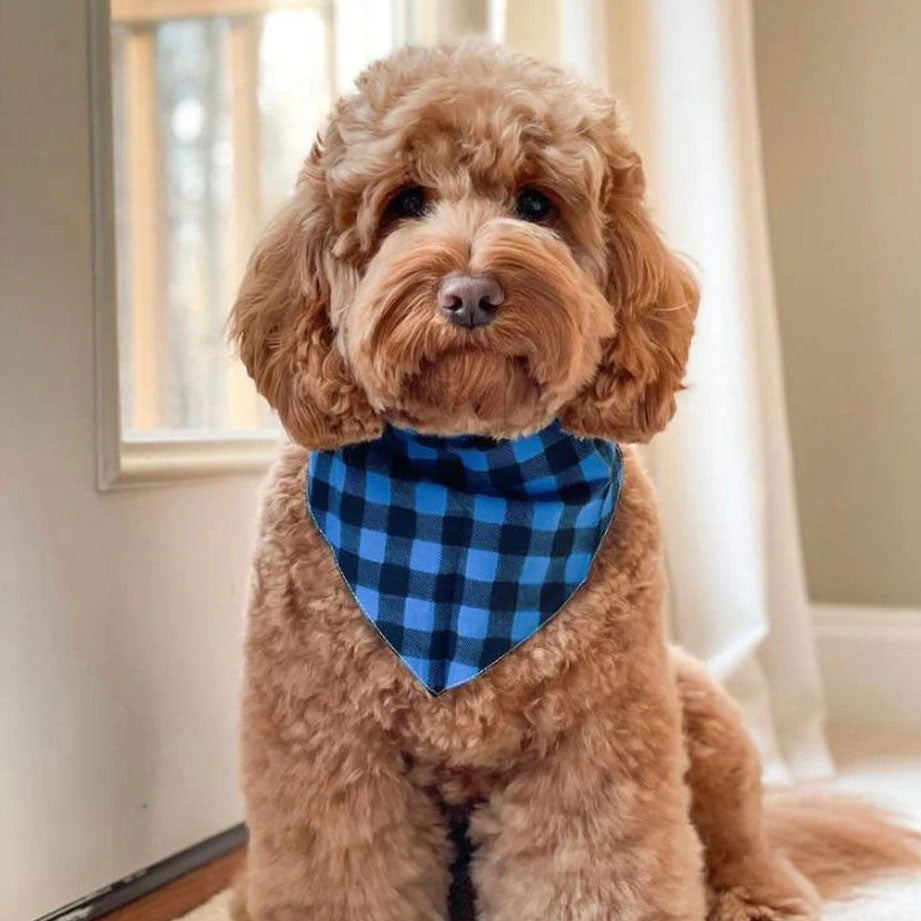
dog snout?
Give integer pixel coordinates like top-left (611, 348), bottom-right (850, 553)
top-left (437, 273), bottom-right (504, 329)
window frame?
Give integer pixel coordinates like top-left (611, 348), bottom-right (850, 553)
top-left (89, 0), bottom-right (369, 489)
top-left (89, 0), bottom-right (473, 489)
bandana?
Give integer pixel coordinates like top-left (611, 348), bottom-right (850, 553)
top-left (307, 420), bottom-right (623, 694)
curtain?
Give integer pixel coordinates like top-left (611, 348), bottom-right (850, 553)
top-left (492, 0), bottom-right (833, 781)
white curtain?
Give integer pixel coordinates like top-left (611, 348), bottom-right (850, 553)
top-left (492, 0), bottom-right (833, 781)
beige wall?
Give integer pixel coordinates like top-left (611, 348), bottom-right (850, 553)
top-left (1, 3), bottom-right (253, 917)
top-left (754, 0), bottom-right (921, 606)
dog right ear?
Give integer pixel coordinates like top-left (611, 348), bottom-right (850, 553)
top-left (228, 150), bottom-right (382, 450)
top-left (560, 151), bottom-right (698, 444)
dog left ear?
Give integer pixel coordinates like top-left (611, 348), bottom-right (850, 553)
top-left (228, 147), bottom-right (382, 450)
top-left (561, 154), bottom-right (699, 444)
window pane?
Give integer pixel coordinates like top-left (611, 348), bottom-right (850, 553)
top-left (259, 10), bottom-right (334, 214)
top-left (110, 2), bottom-right (349, 437)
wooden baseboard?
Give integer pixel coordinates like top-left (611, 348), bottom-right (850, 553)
top-left (813, 603), bottom-right (921, 735)
top-left (98, 847), bottom-right (245, 921)
top-left (37, 826), bottom-right (247, 921)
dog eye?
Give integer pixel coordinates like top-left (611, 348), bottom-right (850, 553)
top-left (515, 187), bottom-right (554, 223)
top-left (387, 185), bottom-right (428, 220)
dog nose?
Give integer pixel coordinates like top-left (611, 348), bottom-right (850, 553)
top-left (437, 274), bottom-right (504, 329)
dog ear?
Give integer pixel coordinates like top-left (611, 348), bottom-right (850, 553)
top-left (561, 153), bottom-right (699, 443)
top-left (228, 149), bottom-right (382, 449)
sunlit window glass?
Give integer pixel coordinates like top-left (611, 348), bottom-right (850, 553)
top-left (109, 1), bottom-right (400, 437)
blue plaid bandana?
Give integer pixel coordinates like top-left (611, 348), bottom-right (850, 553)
top-left (306, 420), bottom-right (623, 694)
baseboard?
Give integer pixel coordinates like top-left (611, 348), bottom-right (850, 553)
top-left (813, 603), bottom-right (921, 735)
top-left (35, 825), bottom-right (247, 921)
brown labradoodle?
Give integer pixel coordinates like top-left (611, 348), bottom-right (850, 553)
top-left (229, 41), bottom-right (919, 921)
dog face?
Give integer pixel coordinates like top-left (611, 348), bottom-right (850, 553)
top-left (230, 42), bottom-right (698, 447)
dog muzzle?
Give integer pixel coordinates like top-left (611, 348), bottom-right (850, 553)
top-left (306, 420), bottom-right (623, 694)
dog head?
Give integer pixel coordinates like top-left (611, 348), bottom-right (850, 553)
top-left (229, 41), bottom-right (698, 448)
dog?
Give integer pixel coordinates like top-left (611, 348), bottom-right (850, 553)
top-left (229, 41), bottom-right (920, 921)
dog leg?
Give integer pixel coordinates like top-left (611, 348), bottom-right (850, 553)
top-left (672, 648), bottom-right (820, 921)
top-left (237, 694), bottom-right (452, 921)
top-left (469, 665), bottom-right (706, 921)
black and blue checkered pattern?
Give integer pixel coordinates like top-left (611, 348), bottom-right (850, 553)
top-left (307, 420), bottom-right (623, 694)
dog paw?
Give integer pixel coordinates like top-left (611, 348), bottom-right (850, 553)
top-left (706, 852), bottom-right (821, 921)
top-left (707, 887), bottom-right (818, 921)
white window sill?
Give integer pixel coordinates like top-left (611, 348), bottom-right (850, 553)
top-left (99, 432), bottom-right (280, 490)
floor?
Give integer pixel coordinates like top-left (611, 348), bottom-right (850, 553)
top-left (173, 731), bottom-right (921, 921)
top-left (816, 730), bottom-right (921, 919)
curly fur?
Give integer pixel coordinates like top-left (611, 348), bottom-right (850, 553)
top-left (228, 41), bottom-right (920, 921)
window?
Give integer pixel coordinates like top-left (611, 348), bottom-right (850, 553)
top-left (96, 0), bottom-right (408, 484)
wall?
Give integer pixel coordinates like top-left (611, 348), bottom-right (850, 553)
top-left (0, 3), bottom-right (257, 917)
top-left (754, 0), bottom-right (921, 606)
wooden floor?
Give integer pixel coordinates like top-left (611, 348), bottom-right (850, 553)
top-left (100, 848), bottom-right (245, 921)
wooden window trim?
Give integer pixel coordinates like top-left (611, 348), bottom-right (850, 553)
top-left (111, 0), bottom-right (328, 25)
top-left (90, 2), bottom-right (282, 489)
top-left (91, 0), bottom-right (413, 488)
